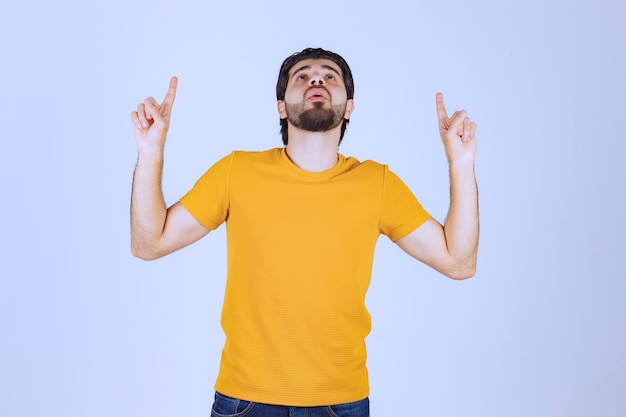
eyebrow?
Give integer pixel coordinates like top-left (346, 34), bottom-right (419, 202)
top-left (290, 64), bottom-right (342, 79)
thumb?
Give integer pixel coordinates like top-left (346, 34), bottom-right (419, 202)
top-left (449, 110), bottom-right (466, 136)
top-left (144, 98), bottom-right (164, 124)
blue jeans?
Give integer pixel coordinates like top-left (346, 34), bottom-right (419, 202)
top-left (211, 391), bottom-right (370, 417)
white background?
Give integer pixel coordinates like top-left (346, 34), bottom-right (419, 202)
top-left (1, 0), bottom-right (625, 416)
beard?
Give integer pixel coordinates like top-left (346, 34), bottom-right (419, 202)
top-left (285, 101), bottom-right (346, 133)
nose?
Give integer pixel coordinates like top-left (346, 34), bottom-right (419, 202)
top-left (310, 76), bottom-right (324, 85)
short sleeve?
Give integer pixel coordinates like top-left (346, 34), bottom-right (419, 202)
top-left (179, 152), bottom-right (234, 230)
top-left (379, 167), bottom-right (431, 241)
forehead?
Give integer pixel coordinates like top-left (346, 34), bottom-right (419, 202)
top-left (288, 58), bottom-right (343, 77)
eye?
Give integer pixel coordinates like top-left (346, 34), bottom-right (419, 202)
top-left (297, 74), bottom-right (308, 80)
top-left (326, 74), bottom-right (335, 80)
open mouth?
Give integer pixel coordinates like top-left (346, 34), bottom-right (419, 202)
top-left (307, 88), bottom-right (329, 101)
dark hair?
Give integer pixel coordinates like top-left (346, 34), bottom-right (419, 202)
top-left (276, 48), bottom-right (355, 145)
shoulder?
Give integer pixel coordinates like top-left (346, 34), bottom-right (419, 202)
top-left (341, 155), bottom-right (389, 176)
top-left (231, 148), bottom-right (281, 161)
top-left (226, 148), bottom-right (280, 169)
top-left (342, 157), bottom-right (416, 194)
top-left (227, 148), bottom-right (284, 177)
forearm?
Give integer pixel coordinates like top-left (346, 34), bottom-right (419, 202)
top-left (130, 149), bottom-right (167, 259)
top-left (443, 160), bottom-right (479, 275)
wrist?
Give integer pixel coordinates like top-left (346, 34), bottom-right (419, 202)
top-left (448, 157), bottom-right (475, 172)
top-left (136, 146), bottom-right (165, 164)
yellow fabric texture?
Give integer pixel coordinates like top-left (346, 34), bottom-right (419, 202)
top-left (179, 148), bottom-right (430, 406)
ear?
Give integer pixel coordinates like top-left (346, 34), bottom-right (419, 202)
top-left (277, 100), bottom-right (287, 119)
top-left (343, 99), bottom-right (355, 120)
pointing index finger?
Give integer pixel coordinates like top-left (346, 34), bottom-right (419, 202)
top-left (436, 92), bottom-right (448, 122)
top-left (162, 76), bottom-right (178, 108)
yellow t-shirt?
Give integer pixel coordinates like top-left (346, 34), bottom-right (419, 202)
top-left (180, 148), bottom-right (430, 406)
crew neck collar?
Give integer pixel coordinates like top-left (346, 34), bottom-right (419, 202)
top-left (278, 147), bottom-right (346, 178)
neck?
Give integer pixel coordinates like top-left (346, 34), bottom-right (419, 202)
top-left (284, 125), bottom-right (341, 172)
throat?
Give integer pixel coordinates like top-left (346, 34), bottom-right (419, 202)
top-left (285, 139), bottom-right (339, 172)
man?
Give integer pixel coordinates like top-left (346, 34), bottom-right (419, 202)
top-left (131, 48), bottom-right (478, 417)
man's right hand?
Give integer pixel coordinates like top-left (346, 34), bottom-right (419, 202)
top-left (131, 76), bottom-right (178, 153)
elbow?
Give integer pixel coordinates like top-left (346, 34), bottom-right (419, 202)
top-left (445, 261), bottom-right (477, 280)
top-left (448, 267), bottom-right (476, 280)
top-left (131, 242), bottom-right (162, 261)
top-left (132, 251), bottom-right (159, 262)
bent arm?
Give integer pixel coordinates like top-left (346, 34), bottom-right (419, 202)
top-left (396, 93), bottom-right (478, 279)
top-left (130, 151), bottom-right (210, 260)
top-left (129, 77), bottom-right (210, 260)
top-left (396, 160), bottom-right (478, 279)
